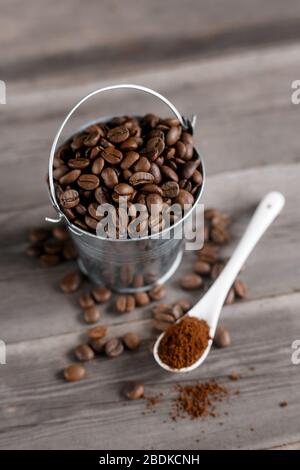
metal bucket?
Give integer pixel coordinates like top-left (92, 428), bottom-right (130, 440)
top-left (46, 84), bottom-right (205, 292)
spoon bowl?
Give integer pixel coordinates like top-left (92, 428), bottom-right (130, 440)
top-left (153, 191), bottom-right (285, 373)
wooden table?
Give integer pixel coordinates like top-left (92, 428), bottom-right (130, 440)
top-left (1, 0), bottom-right (300, 450)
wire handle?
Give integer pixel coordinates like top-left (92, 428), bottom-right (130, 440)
top-left (48, 84), bottom-right (190, 216)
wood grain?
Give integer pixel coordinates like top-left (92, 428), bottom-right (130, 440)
top-left (0, 292), bottom-right (299, 450)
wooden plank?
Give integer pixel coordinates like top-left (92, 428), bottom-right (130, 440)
top-left (0, 163), bottom-right (298, 344)
top-left (1, 43), bottom-right (300, 177)
top-left (0, 292), bottom-right (299, 450)
top-left (1, 0), bottom-right (300, 82)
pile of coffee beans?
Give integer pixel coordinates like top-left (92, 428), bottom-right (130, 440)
top-left (52, 114), bottom-right (203, 236)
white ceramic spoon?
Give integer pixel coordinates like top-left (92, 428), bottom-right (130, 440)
top-left (153, 191), bottom-right (285, 373)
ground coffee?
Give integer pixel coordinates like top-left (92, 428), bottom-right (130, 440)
top-left (158, 316), bottom-right (210, 369)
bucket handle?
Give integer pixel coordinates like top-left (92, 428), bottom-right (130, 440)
top-left (46, 84), bottom-right (196, 233)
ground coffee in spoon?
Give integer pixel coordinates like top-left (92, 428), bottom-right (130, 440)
top-left (158, 316), bottom-right (210, 369)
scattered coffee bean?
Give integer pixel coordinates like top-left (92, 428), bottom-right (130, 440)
top-left (62, 240), bottom-right (77, 260)
top-left (59, 272), bottom-right (81, 293)
top-left (122, 332), bottom-right (141, 350)
top-left (193, 260), bottom-right (211, 275)
top-left (213, 326), bottom-right (231, 348)
top-left (64, 364), bottom-right (86, 382)
top-left (148, 284), bottom-right (166, 301)
top-left (116, 295), bottom-right (136, 313)
top-left (234, 279), bottom-right (248, 299)
top-left (174, 298), bottom-right (191, 313)
top-left (92, 286), bottom-right (112, 303)
top-left (229, 371), bottom-right (240, 381)
top-left (105, 338), bottom-right (124, 358)
top-left (90, 337), bottom-right (107, 353)
top-left (180, 273), bottom-right (203, 290)
top-left (135, 292), bottom-right (150, 307)
top-left (279, 401), bottom-right (288, 408)
top-left (26, 245), bottom-right (42, 257)
top-left (124, 382), bottom-right (144, 400)
top-left (29, 228), bottom-right (50, 243)
top-left (52, 225), bottom-right (69, 241)
top-left (83, 305), bottom-right (101, 324)
top-left (79, 292), bottom-right (95, 309)
top-left (74, 344), bottom-right (95, 361)
top-left (87, 325), bottom-right (107, 340)
top-left (40, 253), bottom-right (61, 267)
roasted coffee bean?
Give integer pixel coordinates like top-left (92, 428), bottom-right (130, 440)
top-left (101, 147), bottom-right (123, 165)
top-left (146, 193), bottom-right (163, 213)
top-left (105, 338), bottom-right (124, 357)
top-left (88, 325), bottom-right (108, 340)
top-left (133, 156), bottom-right (151, 173)
top-left (192, 169), bottom-right (203, 185)
top-left (120, 151), bottom-right (140, 170)
top-left (129, 172), bottom-right (154, 186)
top-left (234, 279), bottom-right (248, 299)
top-left (59, 169), bottom-right (81, 185)
top-left (134, 292), bottom-right (150, 306)
top-left (77, 174), bottom-right (99, 190)
top-left (148, 284), bottom-right (166, 301)
top-left (225, 288), bottom-right (235, 305)
top-left (174, 298), bottom-right (191, 313)
top-left (88, 202), bottom-right (102, 220)
top-left (122, 332), bottom-right (141, 350)
top-left (79, 292), bottom-right (95, 309)
top-left (211, 225), bottom-right (231, 244)
top-left (92, 286), bottom-right (112, 303)
top-left (150, 162), bottom-right (162, 184)
top-left (40, 254), bottom-right (60, 267)
top-left (85, 214), bottom-right (99, 230)
top-left (29, 228), bottom-right (50, 243)
top-left (211, 213), bottom-right (231, 228)
top-left (120, 137), bottom-right (139, 151)
top-left (175, 141), bottom-right (186, 159)
top-left (193, 260), bottom-right (211, 275)
top-left (26, 244), bottom-right (42, 257)
top-left (94, 187), bottom-right (109, 205)
top-left (160, 165), bottom-right (179, 182)
top-left (210, 262), bottom-right (225, 280)
top-left (204, 208), bottom-right (221, 220)
top-left (90, 337), bottom-right (106, 353)
top-left (63, 207), bottom-right (76, 220)
top-left (141, 183), bottom-right (163, 195)
top-left (166, 126), bottom-right (181, 146)
top-left (146, 137), bottom-right (165, 157)
top-left (151, 303), bottom-right (172, 316)
top-left (161, 181), bottom-right (180, 198)
top-left (68, 158), bottom-right (90, 169)
top-left (91, 157), bottom-right (105, 175)
top-left (101, 167), bottom-right (118, 188)
top-left (213, 326), bottom-right (231, 348)
top-left (116, 295), bottom-right (136, 313)
top-left (52, 225), bottom-right (69, 241)
top-left (64, 364), bottom-right (86, 382)
top-left (53, 165), bottom-right (69, 180)
top-left (107, 125), bottom-right (129, 143)
top-left (153, 320), bottom-right (172, 332)
top-left (44, 239), bottom-right (63, 255)
top-left (74, 344), bottom-right (95, 361)
top-left (124, 382), bottom-right (144, 400)
top-left (180, 273), bottom-right (203, 290)
top-left (75, 204), bottom-right (86, 215)
top-left (90, 146), bottom-right (101, 160)
top-left (83, 305), bottom-right (101, 323)
top-left (197, 244), bottom-right (220, 264)
top-left (181, 160), bottom-right (200, 179)
top-left (175, 189), bottom-right (194, 208)
top-left (84, 127), bottom-right (101, 147)
top-left (60, 272), bottom-right (81, 293)
top-left (114, 183), bottom-right (134, 196)
top-left (153, 311), bottom-right (175, 323)
top-left (165, 147), bottom-right (176, 160)
top-left (62, 240), bottom-right (77, 260)
top-left (60, 189), bottom-right (80, 209)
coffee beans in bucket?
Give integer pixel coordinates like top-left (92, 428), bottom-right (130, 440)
top-left (52, 114), bottom-right (203, 235)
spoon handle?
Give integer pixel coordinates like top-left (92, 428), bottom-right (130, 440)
top-left (190, 191), bottom-right (285, 330)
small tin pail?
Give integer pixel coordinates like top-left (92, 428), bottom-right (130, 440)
top-left (46, 84), bottom-right (205, 292)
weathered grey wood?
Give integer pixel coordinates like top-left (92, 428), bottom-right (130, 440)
top-left (0, 163), bottom-right (298, 344)
top-left (1, 0), bottom-right (300, 83)
top-left (0, 292), bottom-right (299, 450)
top-left (1, 42), bottom-right (300, 187)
